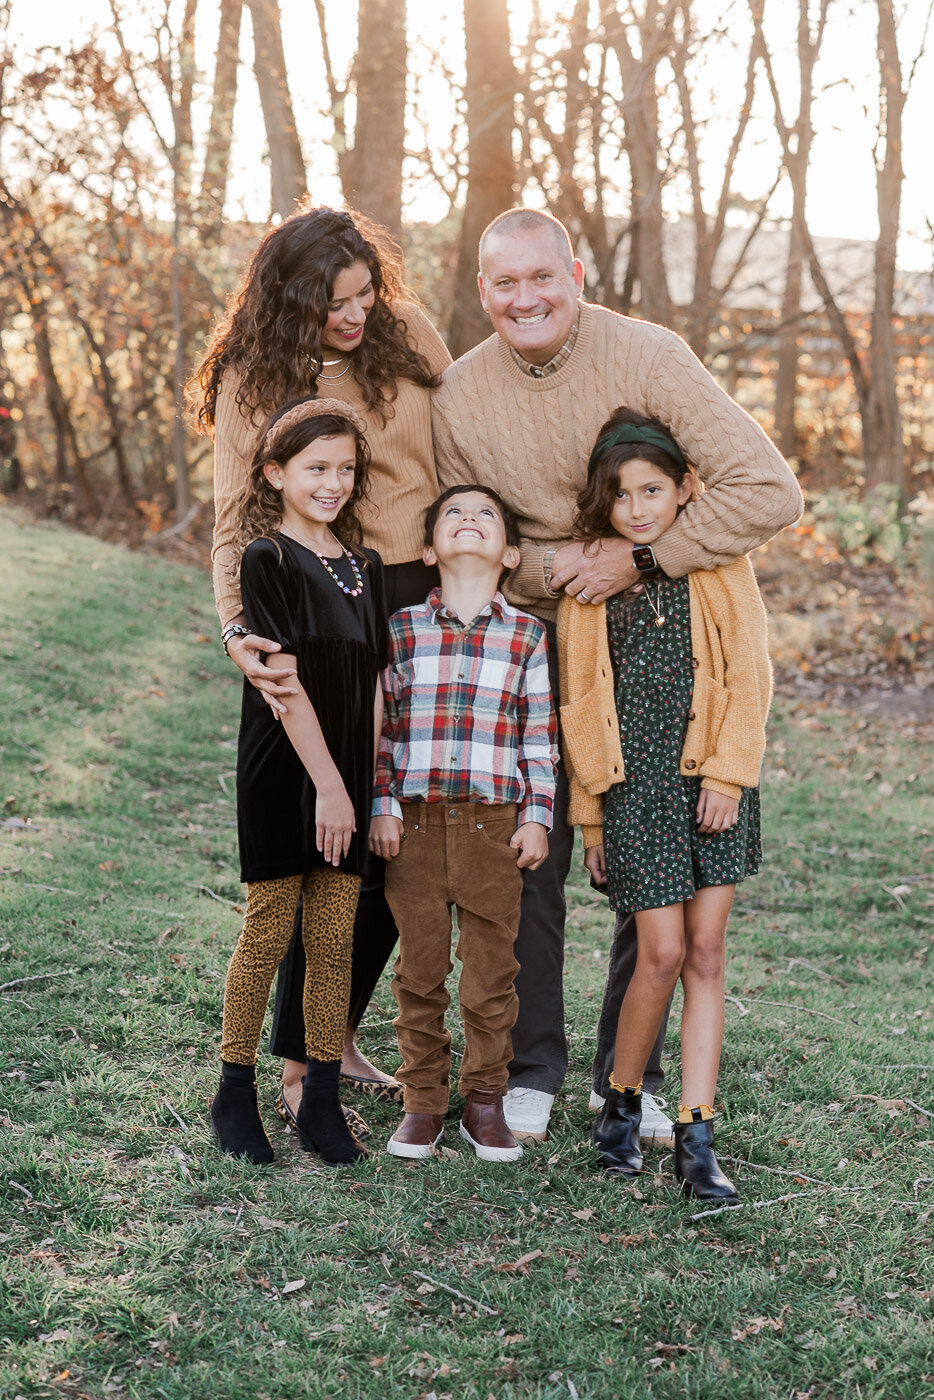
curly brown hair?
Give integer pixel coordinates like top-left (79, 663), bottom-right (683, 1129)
top-left (235, 401), bottom-right (372, 561)
top-left (190, 204), bottom-right (441, 431)
top-left (573, 408), bottom-right (698, 541)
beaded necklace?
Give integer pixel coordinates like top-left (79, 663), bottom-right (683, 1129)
top-left (313, 545), bottom-right (363, 597)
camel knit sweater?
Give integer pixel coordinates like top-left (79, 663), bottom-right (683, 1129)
top-left (557, 556), bottom-right (773, 848)
top-left (432, 301), bottom-right (803, 617)
top-left (211, 302), bottom-right (451, 626)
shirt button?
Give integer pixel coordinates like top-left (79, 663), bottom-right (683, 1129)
top-left (684, 760), bottom-right (697, 770)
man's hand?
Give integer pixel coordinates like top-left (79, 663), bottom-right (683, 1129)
top-left (584, 843), bottom-right (606, 886)
top-left (549, 537), bottom-right (639, 605)
top-left (696, 789), bottom-right (739, 834)
top-left (510, 821), bottom-right (549, 870)
top-left (226, 632), bottom-right (298, 718)
top-left (369, 814), bottom-right (404, 860)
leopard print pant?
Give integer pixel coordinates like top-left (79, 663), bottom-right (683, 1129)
top-left (221, 869), bottom-right (360, 1066)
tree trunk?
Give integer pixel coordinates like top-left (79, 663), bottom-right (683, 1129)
top-left (863, 0), bottom-right (905, 492)
top-left (247, 0), bottom-right (306, 218)
top-left (201, 0), bottom-right (244, 229)
top-left (345, 0), bottom-right (406, 239)
top-left (448, 0), bottom-right (518, 357)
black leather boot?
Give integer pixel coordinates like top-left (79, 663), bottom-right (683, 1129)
top-left (295, 1059), bottom-right (367, 1165)
top-left (591, 1088), bottom-right (643, 1174)
top-left (210, 1075), bottom-right (275, 1165)
top-left (674, 1116), bottom-right (737, 1200)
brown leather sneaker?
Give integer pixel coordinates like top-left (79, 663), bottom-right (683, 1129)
top-left (459, 1088), bottom-right (523, 1162)
top-left (386, 1112), bottom-right (445, 1159)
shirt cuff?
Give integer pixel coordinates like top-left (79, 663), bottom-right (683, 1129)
top-left (518, 798), bottom-right (554, 831)
top-left (371, 794), bottom-right (403, 821)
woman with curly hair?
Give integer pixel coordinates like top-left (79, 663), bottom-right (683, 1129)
top-left (192, 203), bottom-right (451, 1128)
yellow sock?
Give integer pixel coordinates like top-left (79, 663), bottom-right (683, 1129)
top-left (609, 1077), bottom-right (642, 1095)
top-left (678, 1103), bottom-right (715, 1124)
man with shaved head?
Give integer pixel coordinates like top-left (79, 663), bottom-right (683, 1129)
top-left (432, 207), bottom-right (802, 1144)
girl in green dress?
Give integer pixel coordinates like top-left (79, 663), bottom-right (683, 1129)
top-left (558, 408), bottom-right (772, 1200)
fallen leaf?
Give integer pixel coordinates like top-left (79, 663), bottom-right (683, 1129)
top-left (281, 1277), bottom-right (306, 1295)
top-left (571, 1208), bottom-right (594, 1221)
top-left (496, 1249), bottom-right (543, 1273)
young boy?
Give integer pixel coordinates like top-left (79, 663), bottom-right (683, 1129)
top-left (369, 485), bottom-right (558, 1162)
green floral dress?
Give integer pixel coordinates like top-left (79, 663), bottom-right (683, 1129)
top-left (602, 574), bottom-right (761, 915)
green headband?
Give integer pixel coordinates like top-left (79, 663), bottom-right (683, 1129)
top-left (587, 423), bottom-right (686, 479)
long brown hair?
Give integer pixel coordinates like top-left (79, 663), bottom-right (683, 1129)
top-left (191, 205), bottom-right (441, 431)
top-left (236, 401), bottom-right (372, 559)
top-left (573, 408), bottom-right (698, 541)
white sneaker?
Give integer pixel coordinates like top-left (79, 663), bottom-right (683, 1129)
top-left (503, 1086), bottom-right (554, 1141)
top-left (640, 1092), bottom-right (674, 1146)
top-left (589, 1089), bottom-right (674, 1146)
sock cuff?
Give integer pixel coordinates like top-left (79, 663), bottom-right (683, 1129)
top-left (678, 1103), bottom-right (715, 1123)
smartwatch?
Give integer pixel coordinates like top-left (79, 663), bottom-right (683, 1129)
top-left (632, 544), bottom-right (659, 575)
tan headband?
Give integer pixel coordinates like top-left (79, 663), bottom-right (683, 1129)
top-left (265, 398), bottom-right (366, 454)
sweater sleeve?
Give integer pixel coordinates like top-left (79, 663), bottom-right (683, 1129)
top-left (211, 374), bottom-right (259, 627)
top-left (697, 559), bottom-right (773, 798)
top-left (642, 330), bottom-right (804, 579)
top-left (396, 302), bottom-right (453, 376)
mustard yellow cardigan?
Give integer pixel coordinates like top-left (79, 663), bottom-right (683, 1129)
top-left (557, 556), bottom-right (773, 848)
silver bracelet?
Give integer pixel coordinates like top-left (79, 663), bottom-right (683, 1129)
top-left (221, 623), bottom-right (251, 656)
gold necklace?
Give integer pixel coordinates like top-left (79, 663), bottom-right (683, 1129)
top-left (643, 581), bottom-right (665, 628)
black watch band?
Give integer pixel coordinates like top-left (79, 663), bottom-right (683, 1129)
top-left (632, 544), bottom-right (659, 575)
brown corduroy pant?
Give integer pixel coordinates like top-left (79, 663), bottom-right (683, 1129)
top-left (384, 800), bottom-right (523, 1114)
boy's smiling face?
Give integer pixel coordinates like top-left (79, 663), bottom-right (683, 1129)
top-left (424, 490), bottom-right (520, 575)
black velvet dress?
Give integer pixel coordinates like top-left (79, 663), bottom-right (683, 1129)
top-left (237, 535), bottom-right (388, 883)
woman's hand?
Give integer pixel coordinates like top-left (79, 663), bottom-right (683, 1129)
top-left (226, 632), bottom-right (298, 717)
top-left (550, 537), bottom-right (639, 605)
top-left (369, 815), bottom-right (403, 860)
top-left (584, 843), bottom-right (607, 886)
top-left (696, 789), bottom-right (740, 833)
top-left (315, 784), bottom-right (356, 866)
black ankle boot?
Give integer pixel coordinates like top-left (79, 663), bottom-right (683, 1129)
top-left (674, 1117), bottom-right (737, 1200)
top-left (295, 1059), bottom-right (367, 1165)
top-left (592, 1088), bottom-right (643, 1174)
top-left (210, 1075), bottom-right (275, 1165)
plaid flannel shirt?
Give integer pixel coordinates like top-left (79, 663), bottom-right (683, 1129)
top-left (372, 589), bottom-right (557, 827)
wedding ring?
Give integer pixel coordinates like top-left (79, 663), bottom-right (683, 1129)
top-left (579, 590), bottom-right (589, 602)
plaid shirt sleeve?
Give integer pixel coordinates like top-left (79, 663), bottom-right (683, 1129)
top-left (372, 656), bottom-right (404, 821)
top-left (515, 624), bottom-right (558, 828)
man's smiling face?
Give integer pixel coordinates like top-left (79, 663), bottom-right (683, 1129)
top-left (478, 226), bottom-right (584, 366)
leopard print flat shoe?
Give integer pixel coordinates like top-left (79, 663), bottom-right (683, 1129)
top-left (274, 1091), bottom-right (371, 1143)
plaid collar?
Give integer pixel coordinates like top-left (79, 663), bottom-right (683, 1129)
top-left (425, 587), bottom-right (511, 625)
top-left (507, 313), bottom-right (580, 378)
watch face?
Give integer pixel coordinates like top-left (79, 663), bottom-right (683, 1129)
top-left (632, 545), bottom-right (657, 572)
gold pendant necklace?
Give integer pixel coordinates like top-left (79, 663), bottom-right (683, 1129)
top-left (643, 582), bottom-right (665, 628)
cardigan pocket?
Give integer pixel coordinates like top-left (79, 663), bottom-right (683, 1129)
top-left (680, 674), bottom-right (730, 775)
top-left (560, 687), bottom-right (624, 796)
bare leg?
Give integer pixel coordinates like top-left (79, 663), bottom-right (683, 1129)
top-left (679, 885), bottom-right (734, 1108)
top-left (340, 1026), bottom-right (399, 1084)
top-left (611, 905), bottom-right (685, 1088)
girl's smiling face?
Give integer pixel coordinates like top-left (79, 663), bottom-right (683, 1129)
top-left (608, 456), bottom-right (693, 545)
top-left (265, 433), bottom-right (358, 545)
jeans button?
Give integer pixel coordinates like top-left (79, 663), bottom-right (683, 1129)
top-left (449, 808), bottom-right (458, 818)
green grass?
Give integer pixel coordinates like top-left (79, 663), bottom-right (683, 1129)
top-left (2, 509), bottom-right (933, 1400)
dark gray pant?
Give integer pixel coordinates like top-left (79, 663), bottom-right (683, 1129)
top-left (590, 909), bottom-right (669, 1098)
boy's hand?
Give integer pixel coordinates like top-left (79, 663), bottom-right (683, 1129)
top-left (510, 821), bottom-right (549, 870)
top-left (584, 844), bottom-right (606, 886)
top-left (369, 814), bottom-right (404, 860)
top-left (696, 789), bottom-right (740, 833)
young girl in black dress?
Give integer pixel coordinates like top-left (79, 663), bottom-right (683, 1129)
top-left (210, 398), bottom-right (387, 1166)
top-left (558, 409), bottom-right (772, 1200)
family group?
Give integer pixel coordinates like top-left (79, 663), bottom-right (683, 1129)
top-left (188, 204), bottom-right (802, 1203)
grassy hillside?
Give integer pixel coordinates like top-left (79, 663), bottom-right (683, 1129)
top-left (2, 510), bottom-right (933, 1400)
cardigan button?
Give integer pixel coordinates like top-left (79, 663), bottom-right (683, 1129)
top-left (688, 710), bottom-right (696, 720)
top-left (692, 657), bottom-right (700, 669)
top-left (684, 759), bottom-right (697, 770)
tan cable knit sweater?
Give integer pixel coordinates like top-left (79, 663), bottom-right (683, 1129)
top-left (432, 301), bottom-right (803, 617)
top-left (558, 557), bottom-right (773, 848)
top-left (211, 302), bottom-right (451, 626)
